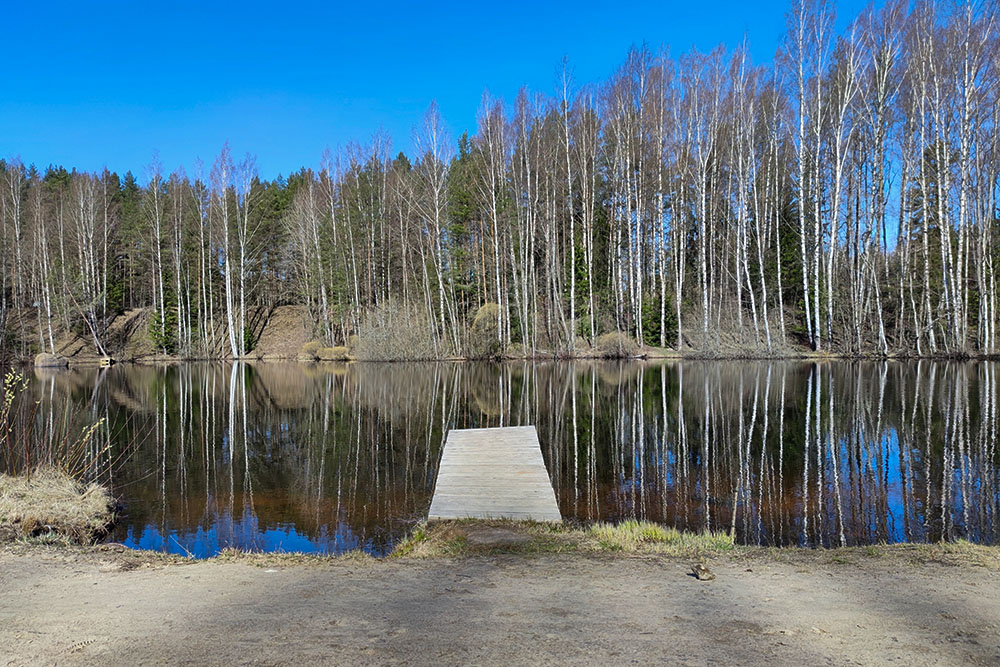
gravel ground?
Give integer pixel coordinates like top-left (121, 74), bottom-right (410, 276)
top-left (1, 545), bottom-right (999, 666)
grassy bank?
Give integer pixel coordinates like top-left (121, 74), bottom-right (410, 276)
top-left (391, 519), bottom-right (736, 558)
top-left (385, 520), bottom-right (1000, 570)
top-left (0, 466), bottom-right (116, 544)
top-left (388, 520), bottom-right (1000, 571)
top-left (4, 517), bottom-right (999, 575)
top-left (383, 520), bottom-right (1000, 571)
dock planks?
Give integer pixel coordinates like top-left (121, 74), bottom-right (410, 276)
top-left (428, 426), bottom-right (562, 522)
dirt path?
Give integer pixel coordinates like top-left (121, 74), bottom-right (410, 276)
top-left (1, 549), bottom-right (998, 666)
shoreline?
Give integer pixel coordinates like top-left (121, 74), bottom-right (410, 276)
top-left (14, 347), bottom-right (1000, 368)
top-left (6, 519), bottom-right (1000, 565)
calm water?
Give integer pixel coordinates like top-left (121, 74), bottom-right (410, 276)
top-left (15, 361), bottom-right (1000, 556)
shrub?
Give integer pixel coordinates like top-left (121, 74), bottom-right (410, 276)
top-left (467, 303), bottom-right (502, 359)
top-left (298, 341), bottom-right (322, 361)
top-left (317, 346), bottom-right (350, 361)
top-left (595, 331), bottom-right (639, 358)
top-left (242, 326), bottom-right (257, 354)
top-left (149, 306), bottom-right (178, 354)
top-left (505, 342), bottom-right (528, 359)
top-left (353, 300), bottom-right (438, 361)
top-left (641, 294), bottom-right (678, 347)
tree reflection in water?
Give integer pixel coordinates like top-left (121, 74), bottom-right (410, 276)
top-left (14, 361), bottom-right (1000, 556)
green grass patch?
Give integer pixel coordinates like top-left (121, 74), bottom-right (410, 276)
top-left (390, 522), bottom-right (429, 558)
top-left (587, 520), bottom-right (734, 555)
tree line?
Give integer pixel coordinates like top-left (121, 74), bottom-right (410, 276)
top-left (1, 0), bottom-right (998, 359)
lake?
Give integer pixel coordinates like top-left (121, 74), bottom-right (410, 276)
top-left (16, 360), bottom-right (1000, 557)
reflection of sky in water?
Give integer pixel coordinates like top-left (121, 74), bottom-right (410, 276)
top-left (885, 429), bottom-right (904, 542)
top-left (121, 512), bottom-right (389, 559)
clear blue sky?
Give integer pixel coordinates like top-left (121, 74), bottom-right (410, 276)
top-left (2, 0), bottom-right (876, 181)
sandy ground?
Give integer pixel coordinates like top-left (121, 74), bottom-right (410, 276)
top-left (1, 548), bottom-right (998, 667)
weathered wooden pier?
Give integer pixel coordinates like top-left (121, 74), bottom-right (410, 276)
top-left (428, 426), bottom-right (562, 522)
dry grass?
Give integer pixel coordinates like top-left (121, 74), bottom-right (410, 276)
top-left (799, 540), bottom-right (1000, 570)
top-left (0, 466), bottom-right (115, 543)
top-left (298, 342), bottom-right (352, 362)
top-left (353, 300), bottom-right (438, 361)
top-left (316, 346), bottom-right (351, 361)
top-left (298, 340), bottom-right (322, 360)
top-left (595, 332), bottom-right (640, 359)
top-left (5, 515), bottom-right (998, 572)
top-left (391, 519), bottom-right (736, 558)
top-left (389, 520), bottom-right (1000, 572)
top-left (213, 547), bottom-right (376, 567)
top-left (391, 522), bottom-right (477, 557)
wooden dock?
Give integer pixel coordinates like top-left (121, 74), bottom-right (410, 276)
top-left (428, 426), bottom-right (562, 522)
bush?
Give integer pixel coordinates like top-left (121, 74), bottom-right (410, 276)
top-left (242, 326), bottom-right (257, 355)
top-left (505, 342), bottom-right (529, 359)
top-left (467, 303), bottom-right (502, 359)
top-left (317, 346), bottom-right (350, 361)
top-left (298, 340), bottom-right (322, 361)
top-left (641, 294), bottom-right (678, 347)
top-left (595, 331), bottom-right (639, 358)
top-left (353, 300), bottom-right (438, 361)
top-left (149, 306), bottom-right (178, 354)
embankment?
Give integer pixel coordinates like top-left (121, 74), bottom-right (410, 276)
top-left (6, 304), bottom-right (991, 364)
top-left (5, 305), bottom-right (316, 365)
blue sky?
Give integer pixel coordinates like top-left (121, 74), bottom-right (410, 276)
top-left (2, 0), bottom-right (875, 181)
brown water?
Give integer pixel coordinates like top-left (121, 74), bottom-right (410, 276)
top-left (13, 361), bottom-right (1000, 556)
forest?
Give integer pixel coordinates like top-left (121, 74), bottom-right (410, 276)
top-left (0, 0), bottom-right (998, 360)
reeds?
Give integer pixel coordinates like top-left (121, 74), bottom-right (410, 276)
top-left (1, 371), bottom-right (134, 483)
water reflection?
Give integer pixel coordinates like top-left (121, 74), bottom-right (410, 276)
top-left (12, 361), bottom-right (1000, 555)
